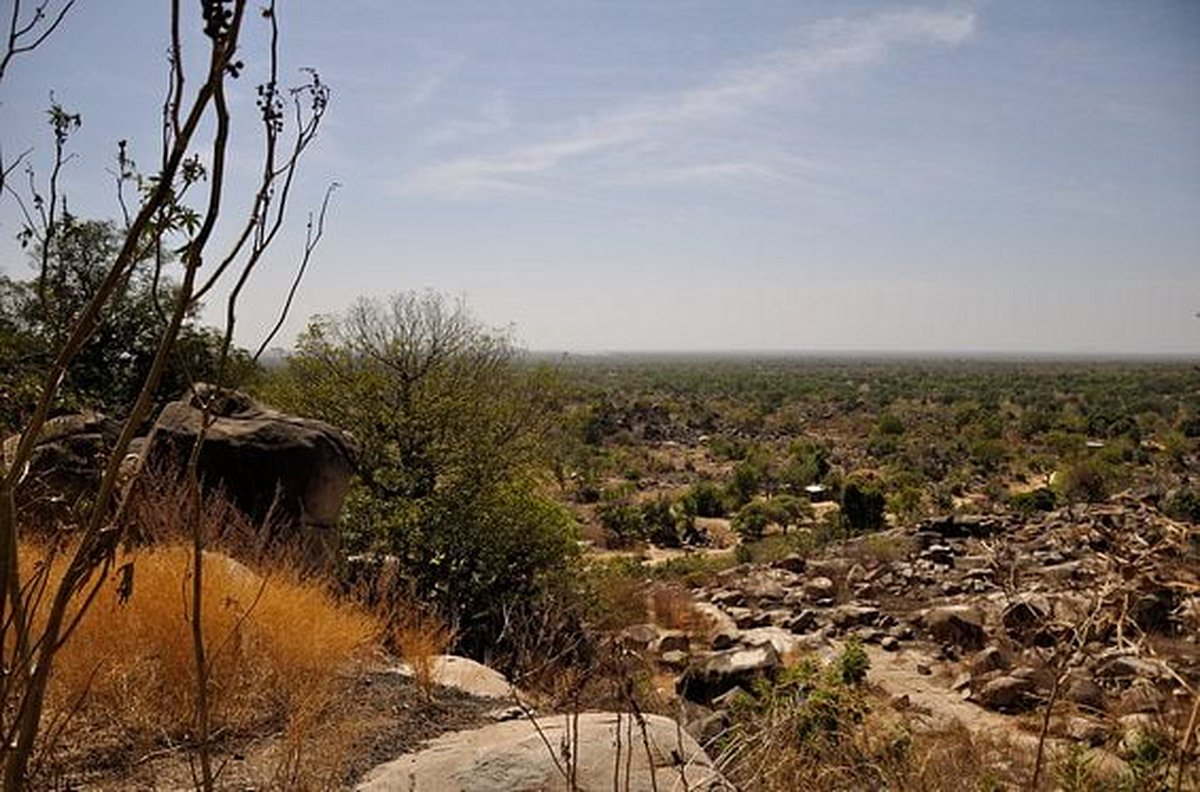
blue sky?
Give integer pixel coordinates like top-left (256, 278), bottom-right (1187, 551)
top-left (1, 1), bottom-right (1197, 354)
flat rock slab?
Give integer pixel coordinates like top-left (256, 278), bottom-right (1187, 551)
top-left (357, 711), bottom-right (729, 791)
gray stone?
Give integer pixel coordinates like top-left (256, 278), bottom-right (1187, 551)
top-left (974, 675), bottom-right (1035, 712)
top-left (924, 606), bottom-right (987, 651)
top-left (143, 385), bottom-right (356, 568)
top-left (679, 644), bottom-right (780, 704)
top-left (393, 655), bottom-right (513, 699)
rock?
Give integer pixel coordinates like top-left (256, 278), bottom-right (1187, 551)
top-left (356, 712), bottom-right (730, 791)
top-left (923, 606), bottom-right (987, 651)
top-left (783, 609), bottom-right (817, 634)
top-left (1064, 676), bottom-right (1107, 713)
top-left (682, 703), bottom-right (728, 746)
top-left (710, 589), bottom-right (745, 608)
top-left (711, 686), bottom-right (750, 710)
top-left (660, 651), bottom-right (690, 670)
top-left (655, 631), bottom-right (691, 654)
top-left (620, 623), bottom-right (659, 650)
top-left (694, 602), bottom-right (739, 648)
top-left (1065, 716), bottom-right (1108, 746)
top-left (738, 626), bottom-right (808, 659)
top-left (740, 570), bottom-right (791, 603)
top-left (1095, 653), bottom-right (1163, 685)
top-left (880, 635), bottom-right (900, 652)
top-left (924, 514), bottom-right (997, 539)
top-left (771, 554), bottom-right (807, 574)
top-left (916, 663), bottom-right (933, 676)
top-left (804, 576), bottom-right (837, 601)
top-left (142, 385), bottom-right (356, 568)
top-left (1001, 598), bottom-right (1051, 645)
top-left (1119, 683), bottom-right (1164, 714)
top-left (922, 544), bottom-right (956, 566)
top-left (4, 412), bottom-right (122, 524)
top-left (679, 644), bottom-right (780, 704)
top-left (970, 646), bottom-right (1009, 676)
top-left (394, 655), bottom-right (513, 699)
top-left (829, 604), bottom-right (882, 629)
top-left (727, 607), bottom-right (756, 628)
top-left (973, 675), bottom-right (1035, 712)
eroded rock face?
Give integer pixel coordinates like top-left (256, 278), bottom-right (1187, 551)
top-left (142, 385), bottom-right (356, 567)
top-left (356, 712), bottom-right (731, 791)
top-left (3, 412), bottom-right (122, 524)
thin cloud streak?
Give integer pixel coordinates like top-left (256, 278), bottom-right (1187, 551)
top-left (402, 7), bottom-right (976, 196)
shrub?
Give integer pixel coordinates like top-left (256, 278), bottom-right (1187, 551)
top-left (727, 461), bottom-right (765, 508)
top-left (841, 479), bottom-right (886, 534)
top-left (260, 292), bottom-right (577, 658)
top-left (597, 501), bottom-right (646, 547)
top-left (1164, 488), bottom-right (1200, 523)
top-left (1009, 486), bottom-right (1058, 514)
top-left (681, 480), bottom-right (728, 518)
top-left (1058, 459), bottom-right (1111, 503)
top-left (732, 499), bottom-right (776, 541)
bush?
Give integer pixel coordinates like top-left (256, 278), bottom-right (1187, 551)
top-left (841, 479), bottom-right (886, 534)
top-left (1164, 488), bottom-right (1200, 523)
top-left (1010, 486), bottom-right (1058, 514)
top-left (732, 499), bottom-right (775, 541)
top-left (681, 480), bottom-right (728, 518)
top-left (727, 461), bottom-right (765, 508)
top-left (1058, 459), bottom-right (1111, 503)
top-left (597, 501), bottom-right (646, 547)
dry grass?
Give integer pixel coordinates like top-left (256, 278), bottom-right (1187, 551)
top-left (391, 604), bottom-right (456, 697)
top-left (21, 540), bottom-right (378, 772)
top-left (649, 582), bottom-right (698, 631)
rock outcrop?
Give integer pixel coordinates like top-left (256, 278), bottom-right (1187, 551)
top-left (2, 412), bottom-right (121, 524)
top-left (142, 385), bottom-right (356, 567)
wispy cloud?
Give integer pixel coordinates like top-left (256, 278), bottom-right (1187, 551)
top-left (402, 7), bottom-right (976, 197)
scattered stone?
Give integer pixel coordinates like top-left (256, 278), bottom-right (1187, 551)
top-left (679, 644), bottom-right (781, 704)
top-left (620, 623), bottom-right (659, 650)
top-left (924, 606), bottom-right (987, 651)
top-left (970, 646), bottom-right (1009, 676)
top-left (973, 675), bottom-right (1035, 713)
top-left (804, 576), bottom-right (837, 601)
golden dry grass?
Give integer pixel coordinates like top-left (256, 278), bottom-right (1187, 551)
top-left (391, 604), bottom-right (456, 697)
top-left (649, 582), bottom-right (698, 631)
top-left (23, 541), bottom-right (379, 745)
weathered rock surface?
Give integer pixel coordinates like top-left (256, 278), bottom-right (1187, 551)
top-left (3, 412), bottom-right (121, 523)
top-left (142, 385), bottom-right (356, 567)
top-left (679, 644), bottom-right (780, 704)
top-left (356, 712), bottom-right (730, 791)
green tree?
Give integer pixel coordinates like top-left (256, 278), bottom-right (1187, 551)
top-left (0, 218), bottom-right (253, 426)
top-left (261, 291), bottom-right (577, 655)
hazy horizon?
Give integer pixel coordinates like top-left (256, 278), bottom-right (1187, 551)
top-left (1, 2), bottom-right (1197, 356)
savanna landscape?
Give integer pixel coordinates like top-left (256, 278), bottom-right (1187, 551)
top-left (1, 2), bottom-right (1198, 791)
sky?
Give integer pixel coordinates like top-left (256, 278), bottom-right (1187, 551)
top-left (0, 0), bottom-right (1197, 355)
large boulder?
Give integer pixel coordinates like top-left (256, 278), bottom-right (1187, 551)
top-left (142, 385), bottom-right (356, 568)
top-left (356, 711), bottom-right (730, 791)
top-left (2, 412), bottom-right (122, 525)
